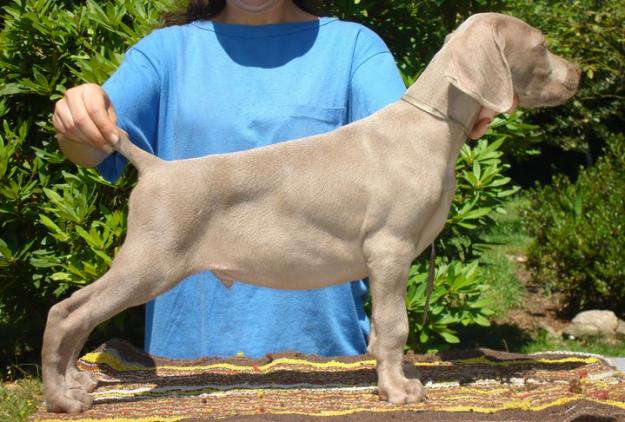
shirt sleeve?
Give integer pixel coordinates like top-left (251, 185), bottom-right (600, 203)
top-left (97, 31), bottom-right (163, 182)
top-left (348, 28), bottom-right (406, 122)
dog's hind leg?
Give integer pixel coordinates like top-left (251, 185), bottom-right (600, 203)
top-left (365, 237), bottom-right (425, 404)
top-left (65, 330), bottom-right (97, 393)
top-left (42, 243), bottom-right (189, 413)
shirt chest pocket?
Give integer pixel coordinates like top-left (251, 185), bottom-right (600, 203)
top-left (245, 104), bottom-right (346, 147)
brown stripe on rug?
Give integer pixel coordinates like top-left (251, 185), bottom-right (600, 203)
top-left (33, 338), bottom-right (625, 421)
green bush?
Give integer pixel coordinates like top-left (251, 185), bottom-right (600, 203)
top-left (503, 0), bottom-right (625, 162)
top-left (406, 260), bottom-right (494, 348)
top-left (0, 0), bottom-right (170, 366)
top-left (0, 0), bottom-right (522, 362)
top-left (523, 136), bottom-right (625, 317)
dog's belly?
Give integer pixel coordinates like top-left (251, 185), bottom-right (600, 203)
top-left (204, 246), bottom-right (368, 290)
top-left (193, 212), bottom-right (369, 289)
top-left (209, 257), bottom-right (368, 290)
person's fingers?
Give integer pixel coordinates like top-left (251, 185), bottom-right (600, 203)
top-left (469, 93), bottom-right (519, 140)
top-left (83, 87), bottom-right (119, 147)
top-left (54, 98), bottom-right (74, 137)
top-left (64, 87), bottom-right (111, 152)
top-left (53, 97), bottom-right (91, 145)
top-left (52, 104), bottom-right (68, 136)
top-left (469, 117), bottom-right (492, 140)
top-left (105, 97), bottom-right (118, 133)
top-left (469, 106), bottom-right (496, 140)
top-left (506, 93), bottom-right (520, 113)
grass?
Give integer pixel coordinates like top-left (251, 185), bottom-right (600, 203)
top-left (480, 196), bottom-right (533, 252)
top-left (476, 196), bottom-right (532, 318)
top-left (478, 252), bottom-right (525, 318)
top-left (455, 323), bottom-right (625, 357)
top-left (0, 377), bottom-right (41, 422)
top-left (521, 331), bottom-right (625, 356)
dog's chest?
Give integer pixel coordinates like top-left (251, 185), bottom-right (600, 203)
top-left (414, 173), bottom-right (456, 253)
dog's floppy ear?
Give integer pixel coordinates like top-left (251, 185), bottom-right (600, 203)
top-left (445, 21), bottom-right (514, 113)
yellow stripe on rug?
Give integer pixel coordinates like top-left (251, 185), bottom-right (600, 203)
top-left (80, 350), bottom-right (600, 373)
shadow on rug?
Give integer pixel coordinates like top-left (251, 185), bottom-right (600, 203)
top-left (34, 339), bottom-right (625, 421)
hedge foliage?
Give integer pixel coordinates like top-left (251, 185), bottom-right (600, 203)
top-left (0, 0), bottom-right (169, 364)
top-left (523, 137), bottom-right (625, 318)
top-left (502, 0), bottom-right (625, 161)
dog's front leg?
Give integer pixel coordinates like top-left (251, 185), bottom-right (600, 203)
top-left (366, 239), bottom-right (425, 404)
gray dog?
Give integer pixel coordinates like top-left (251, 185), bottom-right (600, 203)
top-left (42, 13), bottom-right (580, 413)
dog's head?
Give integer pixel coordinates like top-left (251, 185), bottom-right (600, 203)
top-left (443, 13), bottom-right (581, 113)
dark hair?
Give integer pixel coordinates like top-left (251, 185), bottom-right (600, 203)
top-left (161, 1), bottom-right (325, 26)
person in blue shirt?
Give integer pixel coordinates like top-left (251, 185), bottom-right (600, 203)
top-left (52, 0), bottom-right (406, 359)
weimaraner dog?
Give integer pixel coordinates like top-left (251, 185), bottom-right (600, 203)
top-left (43, 13), bottom-right (580, 413)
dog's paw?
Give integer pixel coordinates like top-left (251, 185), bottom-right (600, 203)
top-left (378, 377), bottom-right (425, 404)
top-left (71, 370), bottom-right (97, 393)
top-left (45, 388), bottom-right (93, 414)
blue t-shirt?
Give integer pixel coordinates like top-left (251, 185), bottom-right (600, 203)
top-left (99, 17), bottom-right (405, 358)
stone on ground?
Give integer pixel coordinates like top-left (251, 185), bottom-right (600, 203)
top-left (564, 310), bottom-right (625, 339)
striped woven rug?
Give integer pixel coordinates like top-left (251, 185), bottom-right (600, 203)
top-left (34, 339), bottom-right (625, 421)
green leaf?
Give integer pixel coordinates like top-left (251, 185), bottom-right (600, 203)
top-left (39, 214), bottom-right (70, 242)
top-left (474, 314), bottom-right (491, 327)
top-left (93, 249), bottom-right (112, 265)
top-left (0, 83), bottom-right (28, 96)
top-left (0, 238), bottom-right (13, 261)
top-left (439, 331), bottom-right (460, 344)
top-left (437, 313), bottom-right (459, 325)
top-left (51, 271), bottom-right (72, 281)
top-left (75, 225), bottom-right (99, 248)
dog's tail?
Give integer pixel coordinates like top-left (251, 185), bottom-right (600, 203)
top-left (111, 132), bottom-right (161, 174)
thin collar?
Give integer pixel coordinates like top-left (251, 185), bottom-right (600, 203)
top-left (400, 94), bottom-right (470, 136)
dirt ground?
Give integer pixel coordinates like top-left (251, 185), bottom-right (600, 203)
top-left (502, 253), bottom-right (570, 337)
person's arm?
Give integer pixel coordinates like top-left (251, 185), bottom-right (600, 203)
top-left (98, 41), bottom-right (162, 182)
top-left (53, 31), bottom-right (163, 181)
top-left (348, 28), bottom-right (406, 122)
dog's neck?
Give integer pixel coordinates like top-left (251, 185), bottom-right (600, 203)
top-left (403, 52), bottom-right (482, 144)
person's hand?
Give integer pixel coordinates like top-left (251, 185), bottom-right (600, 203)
top-left (52, 83), bottom-right (119, 166)
top-left (469, 94), bottom-right (519, 140)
